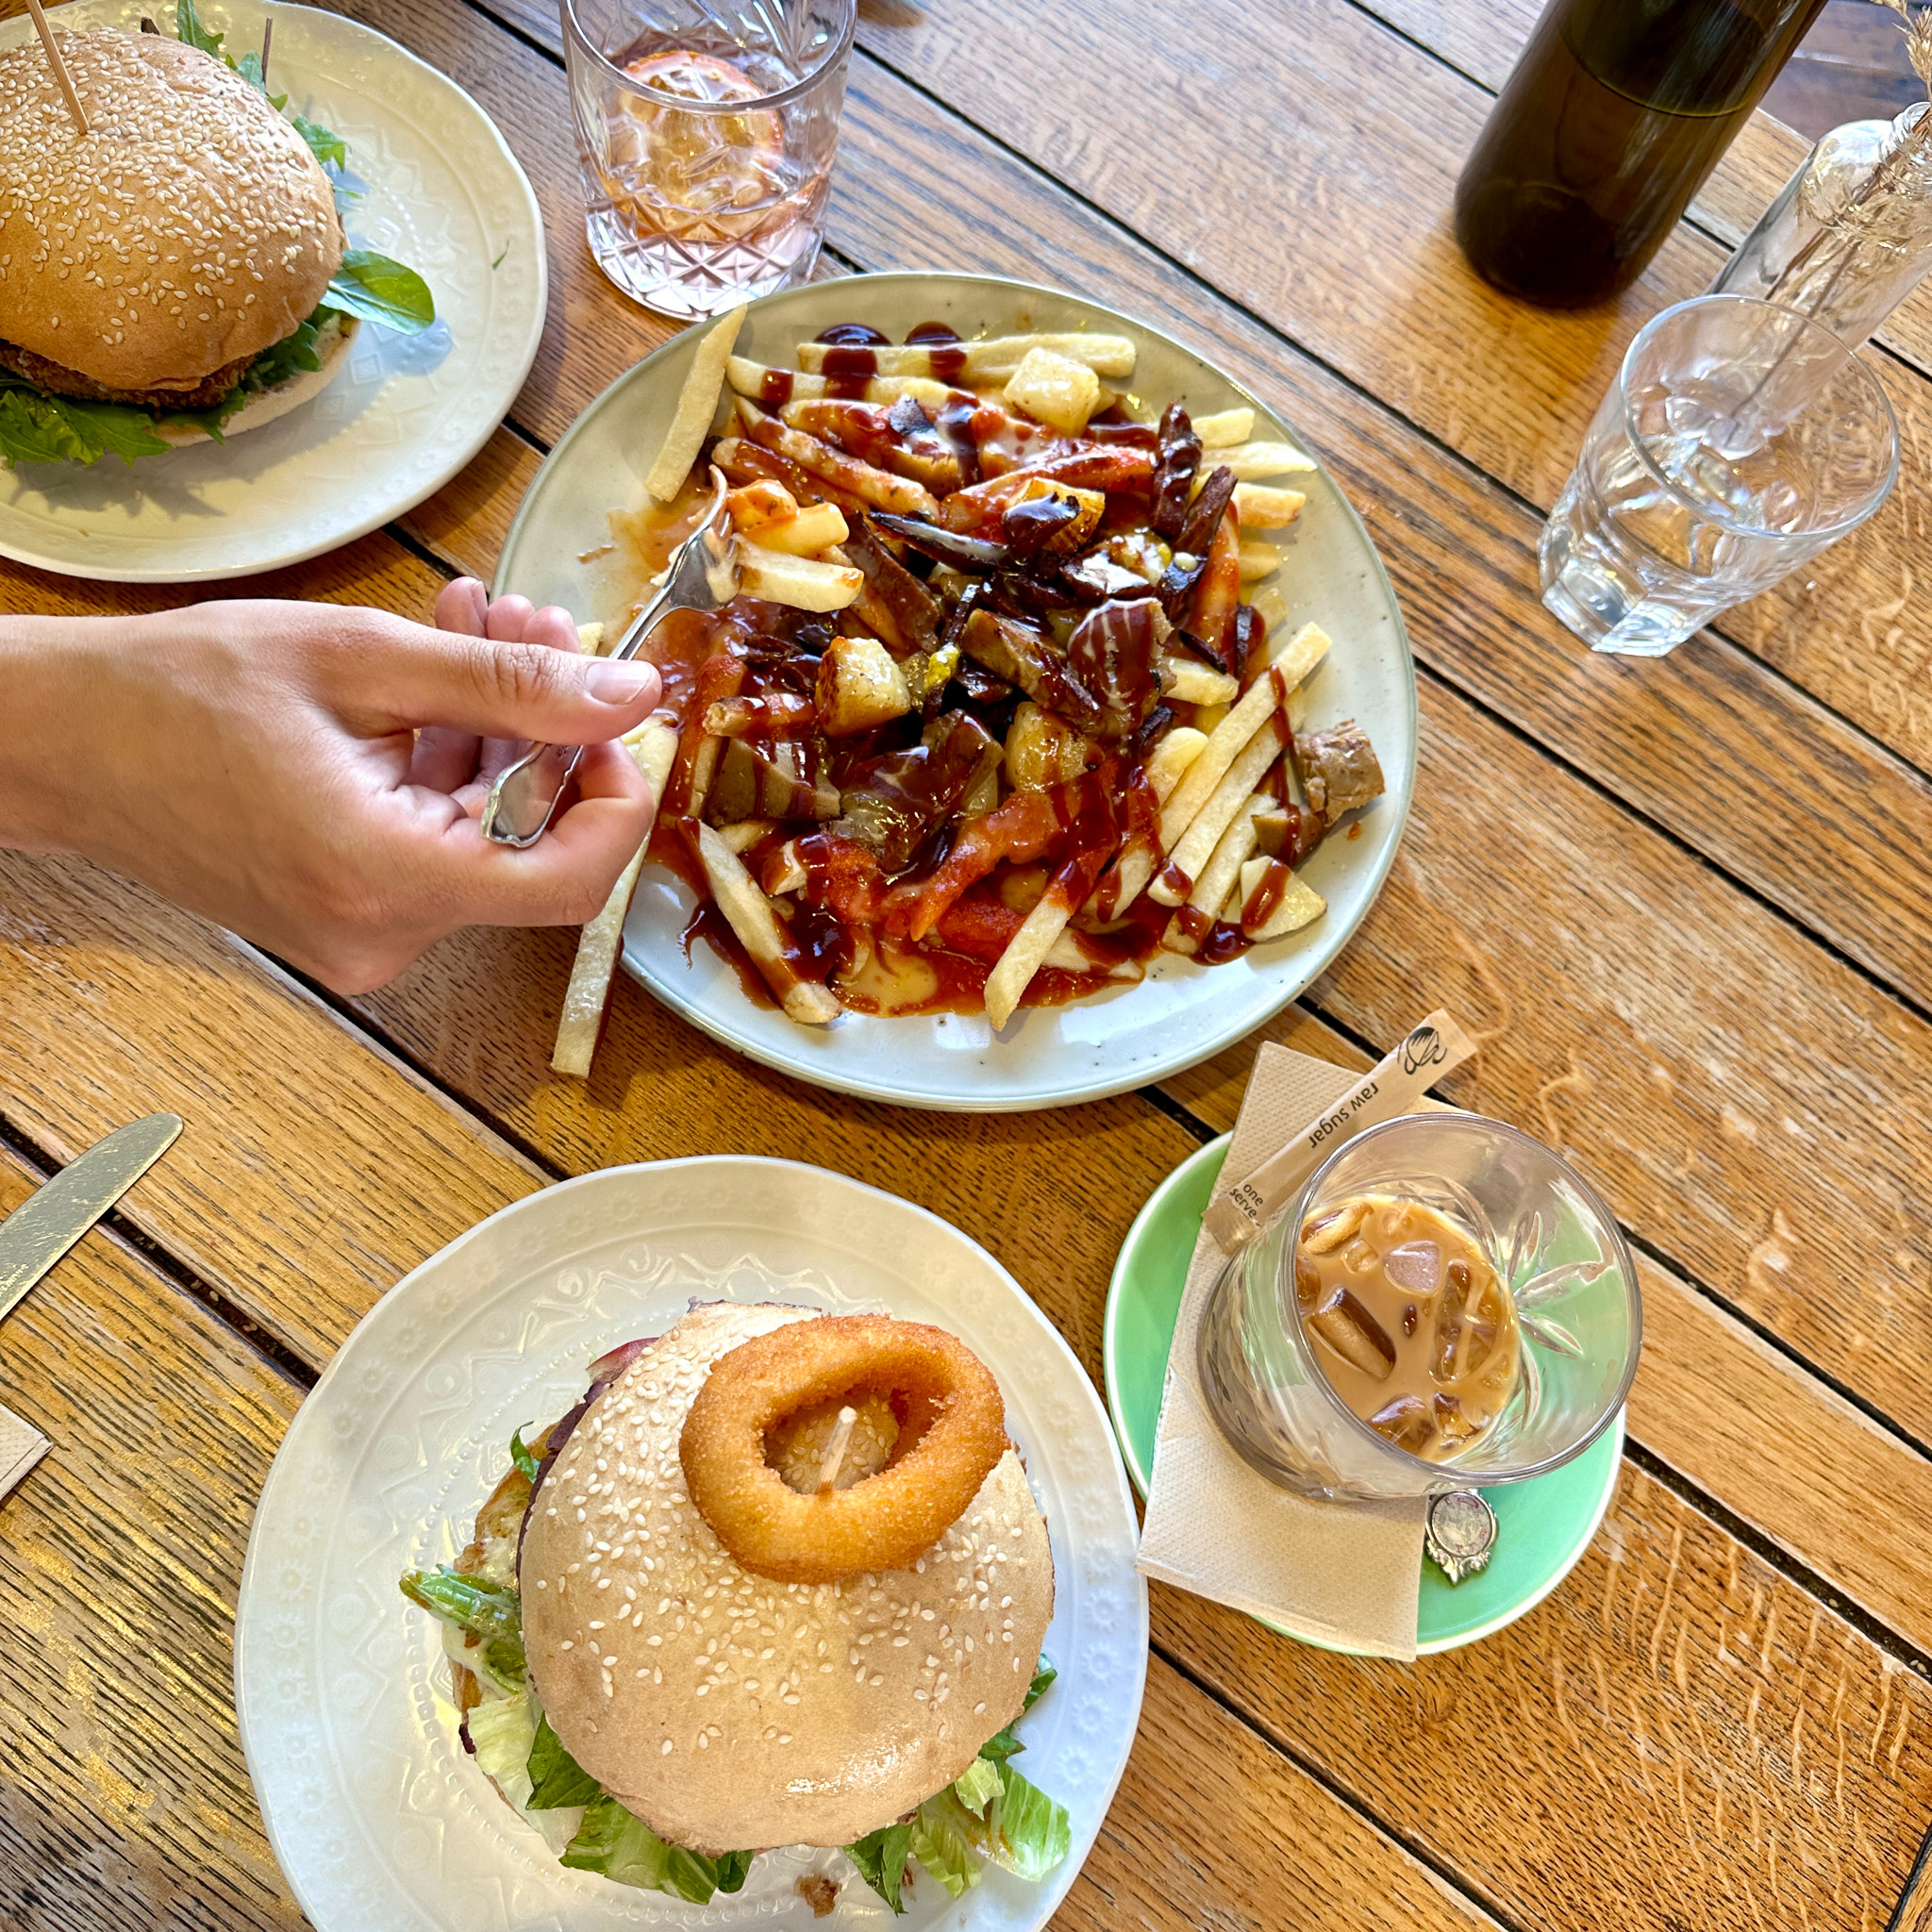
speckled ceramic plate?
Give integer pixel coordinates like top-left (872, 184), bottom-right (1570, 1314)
top-left (495, 273), bottom-right (1416, 1112)
top-left (0, 0), bottom-right (544, 581)
top-left (234, 1158), bottom-right (1148, 1932)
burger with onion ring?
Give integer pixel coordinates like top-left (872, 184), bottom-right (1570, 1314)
top-left (402, 1303), bottom-right (1069, 1910)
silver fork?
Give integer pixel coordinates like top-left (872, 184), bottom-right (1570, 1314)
top-left (480, 473), bottom-right (739, 849)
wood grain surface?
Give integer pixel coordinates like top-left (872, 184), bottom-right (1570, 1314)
top-left (8, 0), bottom-right (1932, 1924)
top-left (0, 1153), bottom-right (305, 1932)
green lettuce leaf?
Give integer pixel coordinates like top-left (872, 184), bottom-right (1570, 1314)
top-left (844, 1821), bottom-right (914, 1912)
top-left (977, 1657), bottom-right (1058, 1766)
top-left (525, 1714), bottom-right (603, 1809)
top-left (292, 112), bottom-right (349, 169)
top-left (174, 0), bottom-right (225, 59)
top-left (561, 1796), bottom-right (751, 1902)
top-left (230, 49), bottom-right (287, 106)
top-left (909, 1794), bottom-right (981, 1900)
top-left (1024, 1657), bottom-right (1057, 1709)
top-left (983, 1766), bottom-right (1072, 1882)
top-left (325, 250), bottom-right (436, 334)
top-left (398, 1566), bottom-right (525, 1691)
top-left (509, 1424), bottom-right (541, 1484)
top-left (0, 384), bottom-right (175, 467)
top-left (467, 1692), bottom-right (541, 1812)
top-left (951, 1754), bottom-right (1004, 1819)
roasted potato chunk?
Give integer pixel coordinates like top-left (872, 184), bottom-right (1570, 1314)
top-left (1003, 345), bottom-right (1103, 435)
top-left (1005, 700), bottom-right (1098, 790)
top-left (817, 632), bottom-right (914, 736)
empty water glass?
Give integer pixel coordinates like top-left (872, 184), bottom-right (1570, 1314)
top-left (560, 0), bottom-right (856, 322)
top-left (1540, 293), bottom-right (1898, 657)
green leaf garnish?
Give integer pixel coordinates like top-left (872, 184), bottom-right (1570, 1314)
top-left (293, 112), bottom-right (349, 170)
top-left (510, 1425), bottom-right (541, 1484)
top-left (0, 384), bottom-right (172, 467)
top-left (325, 249), bottom-right (436, 334)
top-left (845, 1821), bottom-right (915, 1912)
top-left (562, 1795), bottom-right (753, 1901)
top-left (397, 1565), bottom-right (526, 1690)
top-left (525, 1713), bottom-right (603, 1809)
top-left (173, 0), bottom-right (225, 59)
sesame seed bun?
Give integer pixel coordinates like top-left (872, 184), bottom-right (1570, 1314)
top-left (153, 309), bottom-right (359, 446)
top-left (521, 1304), bottom-right (1056, 1857)
top-left (0, 31), bottom-right (343, 392)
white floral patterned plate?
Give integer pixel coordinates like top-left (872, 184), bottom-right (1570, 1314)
top-left (0, 0), bottom-right (544, 583)
top-left (234, 1158), bottom-right (1148, 1932)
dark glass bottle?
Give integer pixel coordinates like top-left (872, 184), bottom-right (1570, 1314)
top-left (1454, 0), bottom-right (1831, 307)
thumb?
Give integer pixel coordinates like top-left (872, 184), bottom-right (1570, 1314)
top-left (341, 615), bottom-right (663, 745)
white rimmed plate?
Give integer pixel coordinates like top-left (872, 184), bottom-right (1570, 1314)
top-left (494, 273), bottom-right (1416, 1112)
top-left (0, 0), bottom-right (544, 582)
top-left (234, 1158), bottom-right (1148, 1932)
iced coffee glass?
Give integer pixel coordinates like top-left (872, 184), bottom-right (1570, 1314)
top-left (1197, 1113), bottom-right (1641, 1501)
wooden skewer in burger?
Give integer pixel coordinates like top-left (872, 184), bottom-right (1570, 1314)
top-left (405, 1304), bottom-right (1066, 1907)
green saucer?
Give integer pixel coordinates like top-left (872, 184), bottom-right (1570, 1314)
top-left (1106, 1135), bottom-right (1624, 1655)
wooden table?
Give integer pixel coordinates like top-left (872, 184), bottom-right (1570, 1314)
top-left (6, 1), bottom-right (1932, 1926)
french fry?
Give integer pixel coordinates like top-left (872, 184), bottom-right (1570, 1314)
top-left (1249, 584), bottom-right (1292, 635)
top-left (692, 822), bottom-right (841, 1025)
top-left (1162, 654), bottom-right (1239, 706)
top-left (735, 398), bottom-right (938, 516)
top-left (1041, 932), bottom-right (1143, 979)
top-left (1158, 720), bottom-right (1290, 905)
top-left (1234, 482), bottom-right (1307, 529)
top-left (1082, 726), bottom-right (1208, 919)
top-left (1238, 541), bottom-right (1283, 582)
top-left (737, 539), bottom-right (863, 611)
top-left (551, 716), bottom-right (680, 1078)
top-left (795, 331), bottom-right (1137, 380)
top-left (1239, 856), bottom-right (1326, 940)
top-left (984, 888), bottom-right (1075, 1029)
top-left (1192, 407), bottom-right (1254, 447)
top-left (644, 305), bottom-right (746, 503)
top-left (747, 501), bottom-right (848, 557)
top-left (1157, 623), bottom-right (1330, 860)
top-left (1214, 440), bottom-right (1317, 480)
top-left (1166, 802), bottom-right (1261, 955)
top-left (725, 357), bottom-right (954, 412)
top-left (714, 818), bottom-right (774, 855)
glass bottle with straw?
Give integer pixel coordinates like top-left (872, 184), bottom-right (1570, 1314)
top-left (1712, 0), bottom-right (1932, 351)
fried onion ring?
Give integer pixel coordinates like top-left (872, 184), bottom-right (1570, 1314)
top-left (679, 1314), bottom-right (1008, 1582)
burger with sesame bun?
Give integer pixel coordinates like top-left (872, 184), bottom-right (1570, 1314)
top-left (401, 1303), bottom-right (1071, 1911)
top-left (0, 9), bottom-right (433, 468)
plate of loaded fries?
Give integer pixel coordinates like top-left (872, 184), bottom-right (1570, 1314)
top-left (499, 274), bottom-right (1415, 1110)
top-left (234, 1157), bottom-right (1146, 1932)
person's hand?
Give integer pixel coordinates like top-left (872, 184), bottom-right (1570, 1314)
top-left (0, 585), bottom-right (663, 993)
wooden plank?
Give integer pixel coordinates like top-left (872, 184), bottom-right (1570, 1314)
top-left (1150, 1461), bottom-right (1932, 1932)
top-left (1164, 1008), bottom-right (1932, 1658)
top-left (0, 849), bottom-right (541, 1369)
top-left (0, 1150), bottom-right (306, 1931)
top-left (848, 0), bottom-right (1932, 778)
top-left (1063, 1659), bottom-right (1500, 1932)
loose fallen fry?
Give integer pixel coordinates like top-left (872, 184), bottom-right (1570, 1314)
top-left (1158, 623), bottom-right (1330, 858)
top-left (1192, 407), bottom-right (1254, 447)
top-left (795, 331), bottom-right (1137, 380)
top-left (737, 539), bottom-right (863, 611)
top-left (645, 305), bottom-right (746, 503)
top-left (1234, 482), bottom-right (1307, 529)
top-left (1238, 541), bottom-right (1283, 582)
top-left (1162, 654), bottom-right (1239, 706)
top-left (725, 357), bottom-right (954, 411)
top-left (1239, 855), bottom-right (1325, 939)
top-left (692, 822), bottom-right (841, 1025)
top-left (552, 716), bottom-right (680, 1077)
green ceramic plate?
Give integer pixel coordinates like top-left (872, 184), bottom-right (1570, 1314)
top-left (1106, 1135), bottom-right (1624, 1655)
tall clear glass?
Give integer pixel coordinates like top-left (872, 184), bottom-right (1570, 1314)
top-left (559, 0), bottom-right (856, 322)
top-left (1197, 1114), bottom-right (1641, 1501)
top-left (1540, 294), bottom-right (1898, 657)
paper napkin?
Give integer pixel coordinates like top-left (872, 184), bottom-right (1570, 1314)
top-left (0, 1400), bottom-right (49, 1504)
top-left (1136, 1043), bottom-right (1429, 1659)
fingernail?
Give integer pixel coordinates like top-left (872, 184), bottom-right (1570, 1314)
top-left (584, 658), bottom-right (657, 704)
